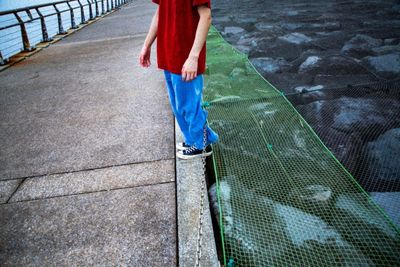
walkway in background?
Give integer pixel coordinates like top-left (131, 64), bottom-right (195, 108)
top-left (0, 1), bottom-right (177, 265)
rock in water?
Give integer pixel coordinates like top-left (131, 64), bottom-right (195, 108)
top-left (330, 97), bottom-right (400, 133)
top-left (284, 10), bottom-right (300, 16)
top-left (278, 32), bottom-right (312, 44)
top-left (254, 22), bottom-right (274, 31)
top-left (392, 4), bottom-right (400, 13)
top-left (250, 57), bottom-right (290, 74)
top-left (276, 203), bottom-right (347, 247)
top-left (366, 128), bottom-right (400, 183)
top-left (281, 23), bottom-right (303, 30)
top-left (383, 38), bottom-right (399, 45)
top-left (341, 34), bottom-right (383, 58)
top-left (362, 53), bottom-right (400, 79)
top-left (294, 85), bottom-right (324, 93)
top-left (370, 192), bottom-right (400, 226)
top-left (372, 45), bottom-right (400, 55)
top-left (229, 67), bottom-right (246, 79)
top-left (335, 193), bottom-right (398, 238)
top-left (224, 26), bottom-right (245, 35)
top-left (299, 56), bottom-right (321, 72)
top-left (289, 184), bottom-right (332, 204)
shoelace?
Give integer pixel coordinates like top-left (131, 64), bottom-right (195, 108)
top-left (184, 145), bottom-right (198, 154)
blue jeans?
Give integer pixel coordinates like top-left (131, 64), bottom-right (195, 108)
top-left (163, 70), bottom-right (219, 149)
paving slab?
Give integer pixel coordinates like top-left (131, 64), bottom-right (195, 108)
top-left (0, 183), bottom-right (176, 266)
top-left (0, 179), bottom-right (22, 204)
top-left (175, 122), bottom-right (219, 267)
top-left (0, 24), bottom-right (172, 180)
top-left (10, 159), bottom-right (174, 203)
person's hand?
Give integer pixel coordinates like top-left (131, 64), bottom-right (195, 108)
top-left (181, 55), bottom-right (198, 82)
top-left (139, 46), bottom-right (151, 67)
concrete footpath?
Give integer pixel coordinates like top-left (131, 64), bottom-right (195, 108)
top-left (0, 1), bottom-right (177, 265)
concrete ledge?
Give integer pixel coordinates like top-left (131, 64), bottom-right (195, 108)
top-left (175, 121), bottom-right (220, 267)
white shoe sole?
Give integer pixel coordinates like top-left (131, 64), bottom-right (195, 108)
top-left (176, 150), bottom-right (212, 160)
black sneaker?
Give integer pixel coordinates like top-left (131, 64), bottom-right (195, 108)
top-left (176, 145), bottom-right (212, 159)
top-left (176, 141), bottom-right (213, 151)
top-left (176, 142), bottom-right (191, 151)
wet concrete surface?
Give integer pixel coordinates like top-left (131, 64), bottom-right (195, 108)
top-left (0, 0), bottom-right (177, 265)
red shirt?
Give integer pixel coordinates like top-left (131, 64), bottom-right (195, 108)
top-left (151, 0), bottom-right (211, 75)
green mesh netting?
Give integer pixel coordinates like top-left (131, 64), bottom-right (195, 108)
top-left (204, 26), bottom-right (400, 266)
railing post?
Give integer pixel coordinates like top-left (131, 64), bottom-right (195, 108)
top-left (53, 4), bottom-right (67, 34)
top-left (66, 2), bottom-right (78, 29)
top-left (86, 0), bottom-right (94, 20)
top-left (101, 0), bottom-right (105, 15)
top-left (13, 12), bottom-right (35, 51)
top-left (0, 51), bottom-right (8, 65)
top-left (95, 0), bottom-right (99, 17)
top-left (77, 0), bottom-right (87, 24)
top-left (106, 0), bottom-right (110, 12)
top-left (26, 9), bottom-right (33, 20)
top-left (111, 0), bottom-right (114, 10)
top-left (35, 8), bottom-right (53, 42)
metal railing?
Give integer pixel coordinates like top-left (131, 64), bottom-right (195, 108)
top-left (0, 0), bottom-right (132, 65)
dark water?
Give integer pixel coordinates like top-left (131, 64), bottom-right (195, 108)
top-left (211, 0), bottom-right (400, 226)
top-left (0, 0), bottom-right (61, 11)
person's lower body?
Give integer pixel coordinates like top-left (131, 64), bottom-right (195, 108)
top-left (163, 69), bottom-right (219, 159)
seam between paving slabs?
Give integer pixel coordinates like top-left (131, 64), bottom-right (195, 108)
top-left (5, 180), bottom-right (175, 205)
top-left (1, 157), bottom-right (174, 182)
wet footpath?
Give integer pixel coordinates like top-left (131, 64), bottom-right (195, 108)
top-left (0, 0), bottom-right (177, 265)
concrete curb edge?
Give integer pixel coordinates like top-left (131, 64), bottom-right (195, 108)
top-left (175, 121), bottom-right (220, 267)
